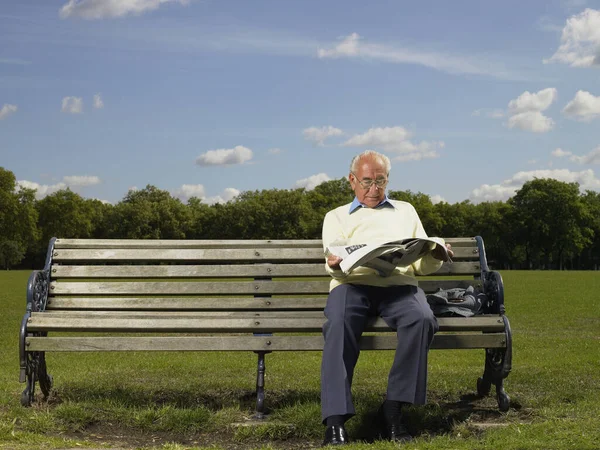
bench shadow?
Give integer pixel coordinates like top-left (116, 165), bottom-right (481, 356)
top-left (47, 383), bottom-right (514, 442)
top-left (351, 393), bottom-right (511, 442)
top-left (48, 383), bottom-right (322, 411)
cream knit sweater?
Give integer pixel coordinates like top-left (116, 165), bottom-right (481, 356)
top-left (322, 199), bottom-right (444, 291)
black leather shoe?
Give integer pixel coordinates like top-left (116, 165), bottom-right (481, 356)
top-left (387, 417), bottom-right (413, 443)
top-left (322, 424), bottom-right (349, 446)
top-left (377, 405), bottom-right (413, 442)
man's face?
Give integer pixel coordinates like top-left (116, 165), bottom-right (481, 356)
top-left (349, 156), bottom-right (388, 208)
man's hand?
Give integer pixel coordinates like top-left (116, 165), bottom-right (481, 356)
top-left (327, 254), bottom-right (343, 270)
top-left (431, 243), bottom-right (454, 262)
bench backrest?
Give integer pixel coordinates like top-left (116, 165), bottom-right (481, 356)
top-left (44, 238), bottom-right (486, 314)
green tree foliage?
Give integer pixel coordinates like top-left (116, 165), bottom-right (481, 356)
top-left (466, 201), bottom-right (522, 269)
top-left (37, 189), bottom-right (98, 244)
top-left (433, 200), bottom-right (475, 238)
top-left (0, 240), bottom-right (25, 270)
top-left (207, 189), bottom-right (312, 239)
top-left (186, 197), bottom-right (218, 239)
top-left (389, 190), bottom-right (444, 235)
top-left (0, 167), bottom-right (40, 267)
top-left (104, 185), bottom-right (191, 239)
top-left (580, 190), bottom-right (600, 269)
top-left (509, 179), bottom-right (593, 269)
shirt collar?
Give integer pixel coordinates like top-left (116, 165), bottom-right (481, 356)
top-left (349, 195), bottom-right (395, 214)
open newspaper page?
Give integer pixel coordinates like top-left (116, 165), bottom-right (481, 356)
top-left (326, 237), bottom-right (450, 276)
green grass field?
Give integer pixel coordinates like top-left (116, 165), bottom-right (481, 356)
top-left (1, 270), bottom-right (599, 449)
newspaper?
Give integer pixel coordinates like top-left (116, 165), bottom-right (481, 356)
top-left (325, 237), bottom-right (451, 276)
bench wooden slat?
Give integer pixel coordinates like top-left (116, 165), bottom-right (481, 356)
top-left (51, 246), bottom-right (479, 263)
top-left (28, 314), bottom-right (505, 333)
top-left (27, 333), bottom-right (505, 352)
top-left (50, 279), bottom-right (481, 296)
top-left (37, 310), bottom-right (329, 318)
top-left (27, 333), bottom-right (506, 352)
top-left (54, 239), bottom-right (325, 249)
top-left (47, 297), bottom-right (329, 310)
top-left (428, 262), bottom-right (480, 275)
top-left (52, 264), bottom-right (328, 278)
top-left (51, 280), bottom-right (331, 295)
top-left (51, 261), bottom-right (481, 278)
top-left (54, 237), bottom-right (477, 250)
top-left (52, 248), bottom-right (326, 262)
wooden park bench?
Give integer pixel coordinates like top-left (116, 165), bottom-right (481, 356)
top-left (19, 237), bottom-right (512, 416)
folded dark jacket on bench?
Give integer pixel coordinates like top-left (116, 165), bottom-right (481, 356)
top-left (426, 286), bottom-right (486, 317)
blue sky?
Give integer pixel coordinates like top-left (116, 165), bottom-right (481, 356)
top-left (2, 0), bottom-right (600, 205)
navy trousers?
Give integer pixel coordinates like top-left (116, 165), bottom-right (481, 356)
top-left (320, 284), bottom-right (438, 422)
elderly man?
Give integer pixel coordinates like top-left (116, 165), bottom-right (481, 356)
top-left (321, 150), bottom-right (452, 445)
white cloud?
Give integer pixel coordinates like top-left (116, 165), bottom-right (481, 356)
top-left (195, 145), bottom-right (253, 166)
top-left (173, 184), bottom-right (239, 204)
top-left (469, 184), bottom-right (521, 203)
top-left (506, 88), bottom-right (557, 133)
top-left (293, 173), bottom-right (331, 190)
top-left (16, 175), bottom-right (101, 199)
top-left (508, 88), bottom-right (557, 113)
top-left (16, 180), bottom-right (68, 199)
top-left (93, 93), bottom-right (104, 109)
top-left (343, 126), bottom-right (411, 149)
top-left (507, 111), bottom-right (555, 133)
top-left (470, 168), bottom-right (600, 203)
top-left (551, 146), bottom-right (600, 164)
top-left (570, 146), bottom-right (600, 164)
top-left (545, 8), bottom-right (600, 67)
top-left (268, 148), bottom-right (283, 155)
top-left (562, 90), bottom-right (600, 121)
top-left (303, 126), bottom-right (343, 146)
top-left (342, 126), bottom-right (444, 161)
top-left (393, 149), bottom-right (440, 162)
top-left (172, 184), bottom-right (206, 201)
top-left (430, 195), bottom-right (445, 205)
top-left (317, 33), bottom-right (361, 58)
top-left (62, 96), bottom-right (83, 114)
top-left (0, 104), bottom-right (18, 120)
top-left (316, 33), bottom-right (523, 79)
top-left (63, 175), bottom-right (101, 186)
top-left (552, 148), bottom-right (572, 157)
top-left (204, 188), bottom-right (240, 205)
top-left (59, 0), bottom-right (189, 19)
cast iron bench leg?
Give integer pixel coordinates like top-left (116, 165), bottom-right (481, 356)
top-left (20, 351), bottom-right (53, 407)
top-left (254, 351), bottom-right (268, 419)
top-left (477, 315), bottom-right (512, 412)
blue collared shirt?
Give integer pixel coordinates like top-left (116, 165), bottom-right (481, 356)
top-left (348, 195), bottom-right (395, 214)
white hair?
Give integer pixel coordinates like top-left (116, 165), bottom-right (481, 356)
top-left (350, 150), bottom-right (391, 174)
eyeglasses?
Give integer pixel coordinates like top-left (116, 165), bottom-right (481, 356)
top-left (351, 172), bottom-right (388, 189)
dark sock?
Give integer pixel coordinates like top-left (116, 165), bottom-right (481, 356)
top-left (326, 415), bottom-right (345, 427)
top-left (382, 400), bottom-right (405, 418)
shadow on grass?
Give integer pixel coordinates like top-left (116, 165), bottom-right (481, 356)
top-left (42, 383), bottom-right (517, 444)
top-left (50, 382), bottom-right (322, 411)
top-left (350, 393), bottom-right (516, 442)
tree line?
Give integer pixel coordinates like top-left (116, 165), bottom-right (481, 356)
top-left (1, 167), bottom-right (599, 270)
